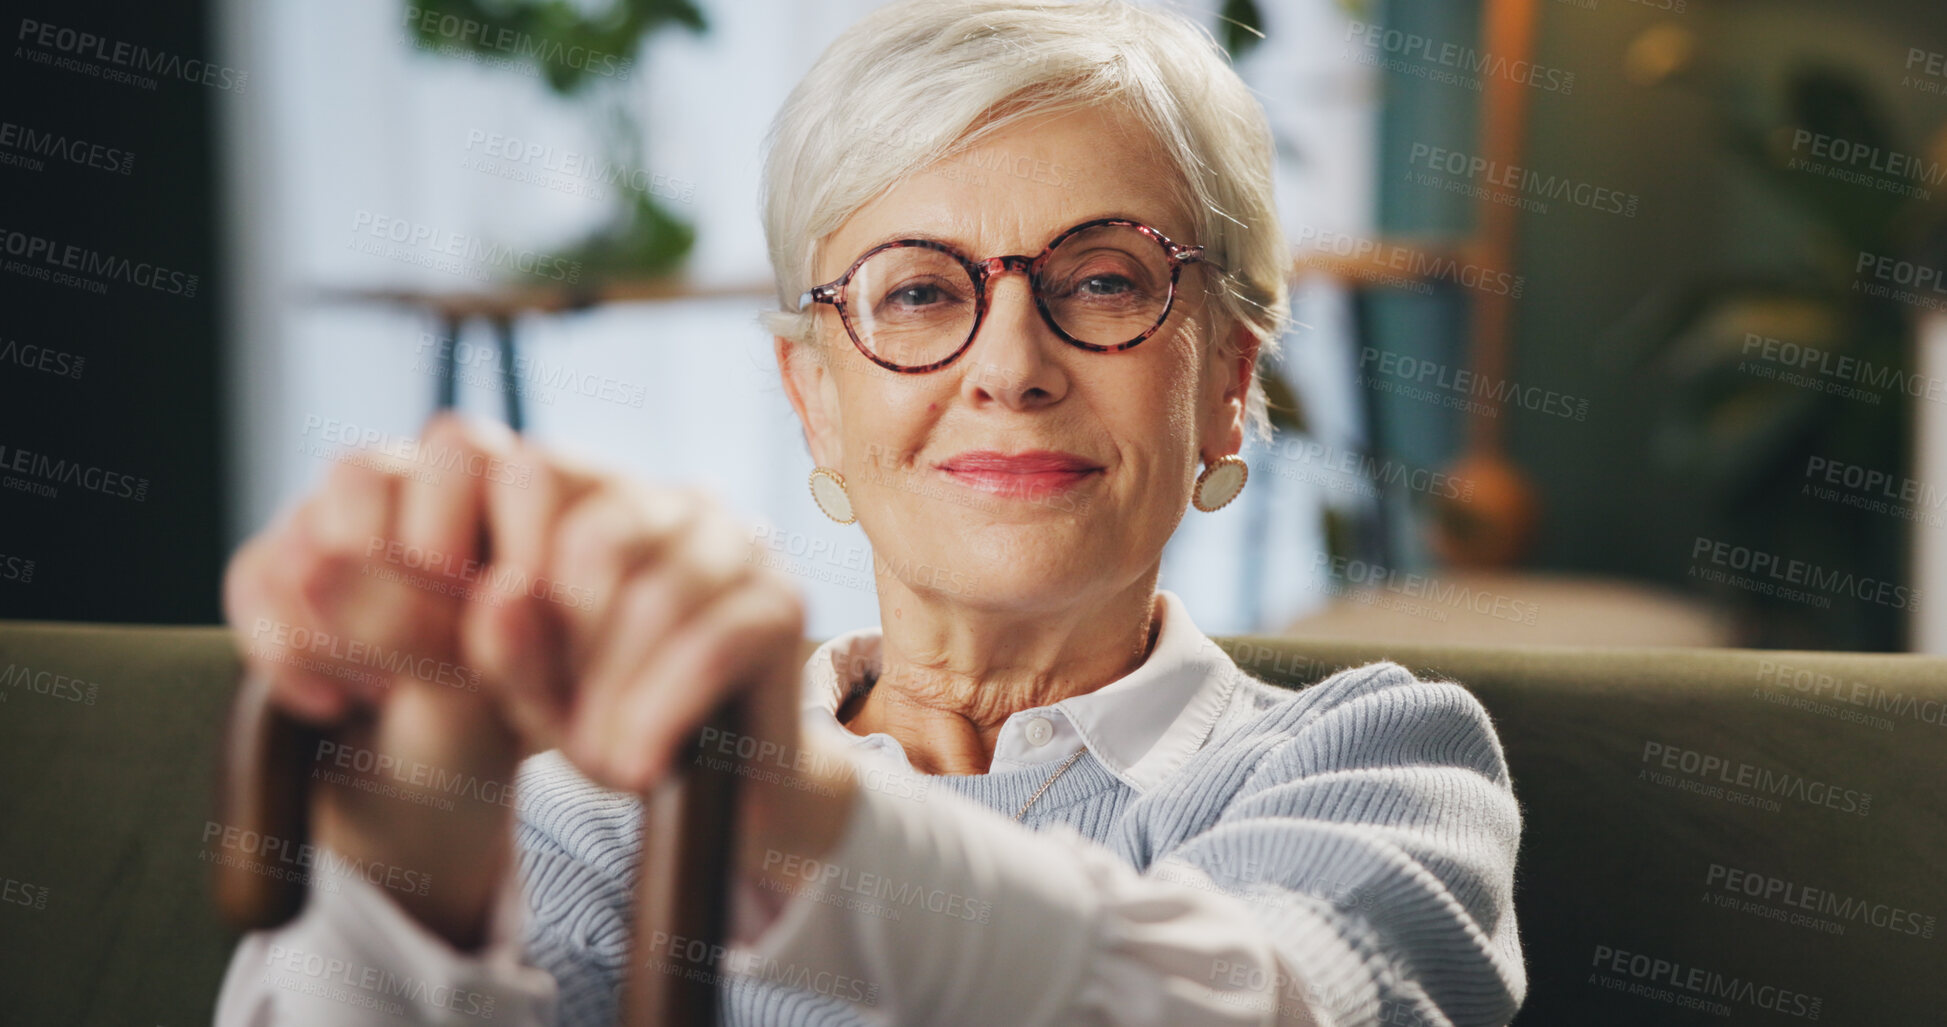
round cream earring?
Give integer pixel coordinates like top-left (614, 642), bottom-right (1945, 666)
top-left (808, 467), bottom-right (856, 524)
top-left (1191, 454), bottom-right (1248, 512)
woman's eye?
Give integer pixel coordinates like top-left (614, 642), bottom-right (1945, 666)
top-left (1076, 274), bottom-right (1135, 297)
top-left (890, 283), bottom-right (946, 307)
top-left (875, 278), bottom-right (964, 314)
top-left (1052, 269), bottom-right (1144, 302)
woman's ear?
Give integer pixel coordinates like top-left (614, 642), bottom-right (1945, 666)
top-left (1199, 320), bottom-right (1261, 460)
top-left (776, 335), bottom-right (844, 468)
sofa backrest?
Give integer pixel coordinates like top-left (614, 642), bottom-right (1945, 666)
top-left (0, 623), bottom-right (242, 1027)
top-left (1215, 636), bottom-right (1946, 1026)
top-left (0, 621), bottom-right (1940, 1025)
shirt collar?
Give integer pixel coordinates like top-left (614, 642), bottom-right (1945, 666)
top-left (799, 590), bottom-right (1241, 793)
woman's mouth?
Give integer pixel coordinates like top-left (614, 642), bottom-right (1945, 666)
top-left (934, 450), bottom-right (1104, 499)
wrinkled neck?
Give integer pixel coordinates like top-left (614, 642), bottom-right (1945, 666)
top-left (840, 589), bottom-right (1161, 775)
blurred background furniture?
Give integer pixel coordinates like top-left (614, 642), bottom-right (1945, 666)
top-left (3, 619), bottom-right (1939, 1026)
top-left (1283, 570), bottom-right (1739, 646)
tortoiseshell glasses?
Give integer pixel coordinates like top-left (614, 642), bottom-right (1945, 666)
top-left (798, 217), bottom-right (1211, 374)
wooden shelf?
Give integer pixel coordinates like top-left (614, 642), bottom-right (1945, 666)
top-left (1290, 237), bottom-right (1494, 289)
top-left (306, 277), bottom-right (775, 320)
top-left (308, 236), bottom-right (1502, 323)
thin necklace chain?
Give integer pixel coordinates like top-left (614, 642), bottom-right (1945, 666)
top-left (1013, 748), bottom-right (1088, 822)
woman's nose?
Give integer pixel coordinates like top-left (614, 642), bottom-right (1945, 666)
top-left (960, 272), bottom-right (1070, 410)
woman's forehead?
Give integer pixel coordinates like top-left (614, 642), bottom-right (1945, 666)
top-left (822, 108), bottom-right (1195, 266)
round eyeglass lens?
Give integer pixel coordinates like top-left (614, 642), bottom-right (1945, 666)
top-left (845, 243), bottom-right (978, 370)
top-left (1037, 223), bottom-right (1175, 347)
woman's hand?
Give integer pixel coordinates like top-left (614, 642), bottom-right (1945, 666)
top-left (224, 413), bottom-right (856, 948)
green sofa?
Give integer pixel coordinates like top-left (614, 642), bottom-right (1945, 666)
top-left (1, 621), bottom-right (1941, 1025)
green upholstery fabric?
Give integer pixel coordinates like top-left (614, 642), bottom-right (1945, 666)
top-left (0, 623), bottom-right (241, 1027)
top-left (1, 622), bottom-right (1941, 1025)
top-left (1215, 637), bottom-right (1947, 1025)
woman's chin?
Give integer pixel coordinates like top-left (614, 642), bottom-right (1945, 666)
top-left (885, 551), bottom-right (1109, 612)
top-left (906, 578), bottom-right (1078, 613)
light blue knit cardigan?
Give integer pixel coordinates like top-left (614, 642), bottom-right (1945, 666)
top-left (512, 659), bottom-right (1526, 1026)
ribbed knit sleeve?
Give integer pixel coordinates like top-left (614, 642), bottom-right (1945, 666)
top-left (1126, 661), bottom-right (1527, 1027)
top-left (510, 751), bottom-right (643, 1027)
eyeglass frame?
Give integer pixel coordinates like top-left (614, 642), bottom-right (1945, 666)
top-left (796, 216), bottom-right (1215, 375)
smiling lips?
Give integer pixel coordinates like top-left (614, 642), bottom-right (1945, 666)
top-left (935, 450), bottom-right (1103, 498)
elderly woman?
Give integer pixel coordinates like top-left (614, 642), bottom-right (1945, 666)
top-left (215, 1), bottom-right (1524, 1025)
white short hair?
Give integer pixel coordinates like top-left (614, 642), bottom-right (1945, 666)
top-left (759, 0), bottom-right (1289, 439)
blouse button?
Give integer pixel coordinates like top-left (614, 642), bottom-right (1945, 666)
top-left (1024, 716), bottom-right (1055, 747)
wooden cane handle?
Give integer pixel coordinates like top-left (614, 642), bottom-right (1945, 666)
top-left (623, 701), bottom-right (744, 1027)
top-left (212, 671), bottom-right (321, 930)
top-left (212, 676), bottom-right (745, 1027)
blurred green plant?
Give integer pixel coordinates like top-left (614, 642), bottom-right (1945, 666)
top-left (405, 0), bottom-right (707, 278)
top-left (1219, 0), bottom-right (1371, 59)
top-left (1628, 62), bottom-right (1927, 649)
top-left (1218, 0), bottom-right (1266, 59)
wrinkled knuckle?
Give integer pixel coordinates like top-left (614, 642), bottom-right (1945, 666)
top-left (616, 573), bottom-right (673, 630)
top-left (500, 441), bottom-right (551, 494)
top-left (460, 599), bottom-right (519, 676)
top-left (635, 487), bottom-right (698, 546)
top-left (413, 419), bottom-right (485, 477)
top-left (589, 749), bottom-right (642, 794)
top-left (223, 537), bottom-right (271, 616)
top-left (572, 746), bottom-right (608, 786)
top-left (324, 450), bottom-right (378, 490)
top-left (337, 445), bottom-right (416, 491)
top-left (619, 761), bottom-right (656, 795)
top-left (690, 640), bottom-right (739, 691)
top-left (422, 411), bottom-right (480, 451)
top-left (554, 498), bottom-right (635, 580)
top-left (695, 514), bottom-right (755, 579)
top-left (524, 454), bottom-right (564, 497)
top-left (770, 584), bottom-right (807, 635)
top-left (292, 548), bottom-right (357, 616)
top-left (714, 551), bottom-right (758, 595)
top-left (672, 483), bottom-right (722, 522)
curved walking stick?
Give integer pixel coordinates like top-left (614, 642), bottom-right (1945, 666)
top-left (624, 701), bottom-right (744, 1026)
top-left (213, 670), bottom-right (744, 1027)
top-left (212, 672), bottom-right (319, 930)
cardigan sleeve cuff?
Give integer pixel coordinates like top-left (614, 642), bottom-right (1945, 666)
top-left (215, 844), bottom-right (557, 1026)
top-left (729, 781), bottom-right (1102, 1026)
